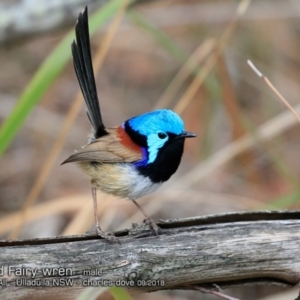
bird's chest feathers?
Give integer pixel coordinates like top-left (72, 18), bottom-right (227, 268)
top-left (83, 163), bottom-right (161, 199)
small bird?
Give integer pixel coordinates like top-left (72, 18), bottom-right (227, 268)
top-left (62, 6), bottom-right (196, 241)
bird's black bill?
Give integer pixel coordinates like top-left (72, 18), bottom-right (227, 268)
top-left (176, 131), bottom-right (197, 139)
top-left (72, 6), bottom-right (107, 138)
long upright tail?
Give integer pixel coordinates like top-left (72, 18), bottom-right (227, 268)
top-left (72, 6), bottom-right (107, 138)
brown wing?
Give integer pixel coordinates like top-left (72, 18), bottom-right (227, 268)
top-left (62, 127), bottom-right (143, 164)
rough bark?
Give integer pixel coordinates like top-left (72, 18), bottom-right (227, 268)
top-left (0, 210), bottom-right (300, 300)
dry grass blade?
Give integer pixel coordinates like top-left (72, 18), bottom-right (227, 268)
top-left (0, 196), bottom-right (89, 236)
top-left (62, 195), bottom-right (112, 235)
top-left (10, 2), bottom-right (130, 239)
top-left (153, 39), bottom-right (215, 110)
top-left (217, 54), bottom-right (245, 140)
top-left (247, 59), bottom-right (300, 124)
top-left (190, 285), bottom-right (240, 300)
top-left (9, 92), bottom-right (84, 239)
top-left (62, 202), bottom-right (94, 236)
top-left (217, 54), bottom-right (260, 184)
top-left (174, 0), bottom-right (251, 115)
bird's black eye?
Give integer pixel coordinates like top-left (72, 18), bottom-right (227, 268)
top-left (158, 132), bottom-right (167, 139)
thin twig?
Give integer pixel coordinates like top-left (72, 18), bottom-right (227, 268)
top-left (154, 39), bottom-right (215, 110)
top-left (186, 284), bottom-right (241, 300)
top-left (247, 59), bottom-right (300, 124)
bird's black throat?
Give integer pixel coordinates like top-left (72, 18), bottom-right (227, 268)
top-left (137, 138), bottom-right (185, 183)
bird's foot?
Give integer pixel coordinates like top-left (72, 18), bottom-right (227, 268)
top-left (95, 226), bottom-right (120, 244)
top-left (143, 218), bottom-right (161, 236)
top-left (131, 199), bottom-right (161, 236)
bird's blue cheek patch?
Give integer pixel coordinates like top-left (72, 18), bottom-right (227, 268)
top-left (147, 133), bottom-right (168, 163)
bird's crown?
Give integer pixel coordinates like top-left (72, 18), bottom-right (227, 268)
top-left (127, 109), bottom-right (184, 136)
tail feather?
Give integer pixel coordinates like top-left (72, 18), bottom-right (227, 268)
top-left (72, 6), bottom-right (107, 138)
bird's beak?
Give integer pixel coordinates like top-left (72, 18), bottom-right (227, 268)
top-left (176, 131), bottom-right (197, 139)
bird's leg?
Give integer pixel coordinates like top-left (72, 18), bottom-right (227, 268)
top-left (91, 187), bottom-right (102, 234)
top-left (91, 187), bottom-right (119, 243)
top-left (131, 199), bottom-right (159, 236)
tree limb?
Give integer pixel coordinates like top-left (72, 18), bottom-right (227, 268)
top-left (1, 210), bottom-right (300, 300)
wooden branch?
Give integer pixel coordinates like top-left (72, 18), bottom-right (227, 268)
top-left (1, 210), bottom-right (300, 300)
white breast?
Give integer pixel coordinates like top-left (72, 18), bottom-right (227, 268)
top-left (79, 161), bottom-right (162, 200)
top-left (119, 164), bottom-right (162, 199)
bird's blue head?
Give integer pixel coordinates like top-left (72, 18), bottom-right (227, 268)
top-left (124, 109), bottom-right (194, 164)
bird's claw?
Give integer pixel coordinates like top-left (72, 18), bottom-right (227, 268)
top-left (143, 218), bottom-right (161, 236)
top-left (95, 226), bottom-right (120, 244)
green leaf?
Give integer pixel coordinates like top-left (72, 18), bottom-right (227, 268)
top-left (0, 0), bottom-right (129, 156)
top-left (110, 287), bottom-right (133, 300)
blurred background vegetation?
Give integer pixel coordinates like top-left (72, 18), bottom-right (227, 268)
top-left (0, 0), bottom-right (300, 299)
